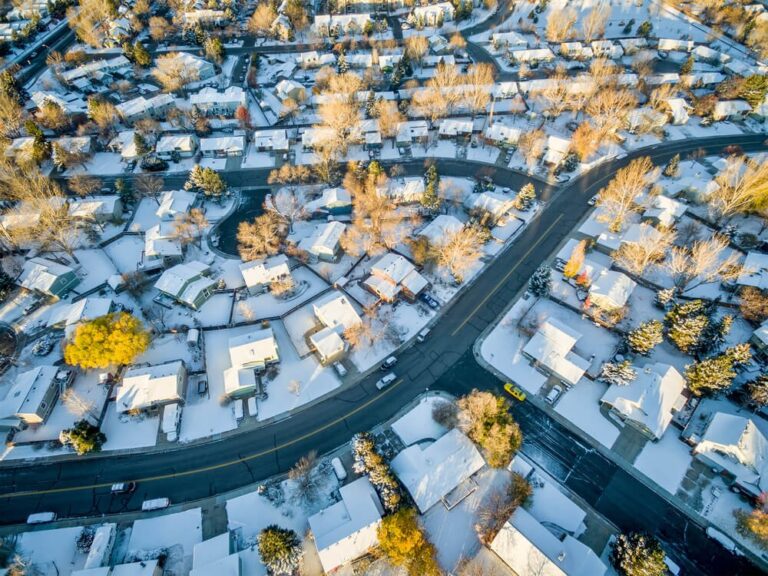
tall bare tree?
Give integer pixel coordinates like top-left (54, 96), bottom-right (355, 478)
top-left (613, 226), bottom-right (675, 276)
top-left (545, 7), bottom-right (578, 42)
top-left (708, 156), bottom-right (768, 223)
top-left (433, 225), bottom-right (486, 283)
top-left (581, 4), bottom-right (611, 42)
top-left (134, 174), bottom-right (164, 205)
top-left (237, 212), bottom-right (286, 261)
top-left (596, 157), bottom-right (655, 232)
top-left (153, 53), bottom-right (201, 93)
top-left (667, 235), bottom-right (742, 292)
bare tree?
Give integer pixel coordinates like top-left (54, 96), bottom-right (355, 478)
top-left (596, 156), bottom-right (655, 232)
top-left (61, 388), bottom-right (98, 423)
top-left (586, 87), bottom-right (637, 140)
top-left (372, 99), bottom-right (404, 139)
top-left (708, 156), bottom-right (768, 223)
top-left (571, 122), bottom-right (601, 161)
top-left (462, 64), bottom-right (495, 118)
top-left (270, 274), bottom-right (295, 297)
top-left (517, 129), bottom-right (546, 168)
top-left (153, 53), bottom-right (201, 93)
top-left (288, 450), bottom-right (320, 502)
top-left (613, 226), bottom-right (675, 276)
top-left (667, 235), bottom-right (742, 292)
top-left (69, 174), bottom-right (102, 198)
top-left (134, 174), bottom-right (164, 205)
top-left (237, 212), bottom-right (286, 261)
top-left (0, 92), bottom-right (25, 138)
top-left (248, 3), bottom-right (277, 36)
top-left (405, 35), bottom-right (429, 68)
top-left (433, 225), bottom-right (486, 283)
top-left (581, 3), bottom-right (611, 42)
top-left (267, 189), bottom-right (306, 233)
top-left (545, 7), bottom-right (578, 42)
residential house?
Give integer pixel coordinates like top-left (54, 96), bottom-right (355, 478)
top-left (271, 13), bottom-right (292, 41)
top-left (0, 366), bottom-right (66, 429)
top-left (18, 257), bottom-right (80, 298)
top-left (377, 178), bottom-right (425, 204)
top-left (692, 413), bottom-right (768, 498)
top-left (223, 365), bottom-right (260, 400)
top-left (228, 327), bottom-right (280, 371)
top-left (417, 214), bottom-right (464, 245)
top-left (239, 254), bottom-right (292, 295)
top-left (145, 222), bottom-right (184, 266)
top-left (31, 91), bottom-right (86, 115)
top-left (522, 318), bottom-right (590, 387)
top-left (308, 477), bottom-right (384, 574)
top-left (428, 34), bottom-right (450, 54)
top-left (108, 131), bottom-right (142, 161)
top-left (363, 252), bottom-right (429, 303)
top-left (508, 47), bottom-right (556, 65)
top-left (298, 221), bottom-right (346, 261)
top-left (154, 261), bottom-right (216, 309)
top-left (751, 320), bottom-right (768, 356)
top-left (737, 251), bottom-right (768, 290)
top-left (464, 191), bottom-right (516, 224)
top-left (297, 51), bottom-right (337, 68)
top-left (168, 52), bottom-right (216, 81)
top-left (47, 297), bottom-right (113, 336)
top-left (590, 40), bottom-right (623, 59)
top-left (693, 45), bottom-right (729, 64)
top-left (657, 38), bottom-right (694, 52)
top-left (313, 13), bottom-right (373, 36)
top-left (665, 97), bottom-right (692, 125)
top-left (52, 136), bottom-right (93, 166)
top-left (253, 130), bottom-right (290, 155)
top-left (301, 127), bottom-right (335, 150)
top-left (68, 196), bottom-right (123, 223)
top-left (116, 94), bottom-right (176, 122)
top-left (189, 533), bottom-right (240, 576)
top-left (482, 123), bottom-right (522, 147)
top-left (438, 119), bottom-right (473, 140)
top-left (618, 37), bottom-right (648, 54)
top-left (542, 135), bottom-right (571, 166)
top-left (117, 360), bottom-right (187, 413)
top-left (626, 107), bottom-right (667, 133)
top-left (4, 137), bottom-right (35, 163)
top-left (189, 86), bottom-right (246, 116)
top-left (60, 56), bottom-right (131, 83)
top-left (642, 196), bottom-right (686, 228)
top-left (588, 270), bottom-right (637, 312)
top-left (183, 9), bottom-right (228, 27)
top-left (412, 2), bottom-right (454, 25)
top-left (391, 428), bottom-right (485, 513)
top-left (156, 134), bottom-right (199, 160)
top-left (600, 362), bottom-right (686, 440)
top-left (200, 135), bottom-right (246, 157)
top-left (713, 100), bottom-right (752, 121)
top-left (156, 190), bottom-right (199, 221)
top-left (492, 31), bottom-right (527, 51)
top-left (396, 121), bottom-right (429, 148)
top-left (305, 187), bottom-right (353, 218)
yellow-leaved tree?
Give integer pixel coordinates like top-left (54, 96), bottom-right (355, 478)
top-left (64, 312), bottom-right (150, 369)
top-left (377, 508), bottom-right (441, 576)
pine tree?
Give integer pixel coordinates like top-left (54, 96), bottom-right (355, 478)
top-left (421, 164), bottom-right (441, 211)
top-left (528, 265), bottom-right (552, 297)
top-left (133, 132), bottom-right (150, 156)
top-left (626, 320), bottom-right (663, 355)
top-left (337, 50), bottom-right (348, 74)
top-left (693, 314), bottom-right (732, 356)
top-left (679, 56), bottom-right (694, 75)
top-left (685, 344), bottom-right (752, 396)
top-left (514, 183), bottom-right (536, 211)
top-left (257, 525), bottom-right (302, 575)
top-left (60, 420), bottom-right (106, 455)
top-left (0, 267), bottom-right (14, 301)
top-left (599, 360), bottom-right (637, 386)
top-left (133, 42), bottom-right (152, 67)
top-left (563, 239), bottom-right (587, 279)
top-left (365, 90), bottom-right (375, 118)
top-left (351, 432), bottom-right (402, 512)
top-left (745, 375), bottom-right (768, 408)
top-left (185, 164), bottom-right (226, 198)
top-left (610, 532), bottom-right (667, 576)
top-left (655, 287), bottom-right (675, 309)
top-left (665, 300), bottom-right (712, 354)
top-left (663, 153), bottom-right (680, 177)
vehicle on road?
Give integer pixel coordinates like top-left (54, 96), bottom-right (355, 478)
top-left (380, 356), bottom-right (397, 370)
top-left (111, 482), bottom-right (136, 494)
top-left (27, 512), bottom-right (56, 524)
top-left (141, 498), bottom-right (170, 511)
top-left (723, 144), bottom-right (743, 156)
top-left (416, 328), bottom-right (430, 343)
top-left (545, 385), bottom-right (563, 405)
top-left (376, 372), bottom-right (396, 390)
top-left (504, 382), bottom-right (526, 401)
top-left (588, 194), bottom-right (599, 206)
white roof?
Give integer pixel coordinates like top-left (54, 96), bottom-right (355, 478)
top-left (665, 98), bottom-right (691, 124)
top-left (116, 93), bottom-right (175, 119)
top-left (589, 270), bottom-right (636, 309)
top-left (522, 319), bottom-right (589, 386)
top-left (738, 251), bottom-right (768, 290)
top-left (145, 222), bottom-right (183, 259)
top-left (601, 363), bottom-right (685, 439)
top-left (543, 135), bottom-right (571, 165)
top-left (190, 86), bottom-right (245, 107)
top-left (371, 252), bottom-right (415, 284)
top-left (753, 320), bottom-right (768, 347)
top-left (157, 190), bottom-right (197, 220)
top-left (200, 135), bottom-right (245, 154)
top-left (301, 126), bottom-right (335, 148)
top-left (47, 297), bottom-right (112, 330)
top-left (509, 47), bottom-right (555, 62)
top-left (154, 261), bottom-right (210, 297)
top-left (156, 134), bottom-right (197, 154)
top-left (61, 55), bottom-right (130, 81)
top-left (313, 290), bottom-right (362, 332)
top-left (118, 361), bottom-right (185, 412)
top-left (378, 178), bottom-right (425, 202)
top-left (192, 533), bottom-right (233, 571)
top-left (309, 327), bottom-right (346, 360)
top-left (465, 191), bottom-right (515, 218)
top-left (391, 428), bottom-right (485, 512)
top-left (309, 476), bottom-right (384, 573)
top-left (0, 366), bottom-right (59, 421)
top-left (306, 187), bottom-right (352, 213)
top-left (275, 79), bottom-right (305, 101)
top-left (643, 195), bottom-right (686, 226)
top-left (438, 119), bottom-right (473, 136)
top-left (240, 254), bottom-right (290, 288)
top-left (229, 327), bottom-right (279, 368)
top-left (483, 123), bottom-right (522, 144)
top-left (490, 508), bottom-right (607, 576)
top-left (418, 214), bottom-right (464, 245)
top-left (18, 257), bottom-right (75, 294)
top-left (53, 136), bottom-right (92, 155)
top-left (253, 129), bottom-right (289, 151)
top-left (396, 121), bottom-right (429, 142)
top-left (298, 221), bottom-right (346, 257)
top-left (69, 195), bottom-right (121, 219)
top-left (111, 560), bottom-right (160, 576)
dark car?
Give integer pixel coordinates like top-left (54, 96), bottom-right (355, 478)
top-left (419, 292), bottom-right (440, 309)
top-left (140, 156), bottom-right (169, 172)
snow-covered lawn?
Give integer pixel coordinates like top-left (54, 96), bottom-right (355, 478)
top-left (128, 508), bottom-right (202, 574)
top-left (633, 430), bottom-right (693, 494)
top-left (103, 235), bottom-right (145, 274)
top-left (15, 526), bottom-right (85, 574)
top-left (555, 378), bottom-right (620, 449)
top-left (137, 333), bottom-right (204, 372)
top-left (391, 396), bottom-right (450, 446)
top-left (73, 249), bottom-right (118, 293)
top-left (101, 403), bottom-right (160, 451)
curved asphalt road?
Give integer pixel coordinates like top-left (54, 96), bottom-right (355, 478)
top-left (2, 134), bottom-right (767, 576)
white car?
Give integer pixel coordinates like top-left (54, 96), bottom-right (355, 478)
top-left (588, 194), bottom-right (599, 206)
top-left (376, 373), bottom-right (397, 390)
top-left (545, 385), bottom-right (563, 405)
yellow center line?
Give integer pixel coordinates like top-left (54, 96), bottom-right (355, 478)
top-left (0, 379), bottom-right (406, 499)
top-left (450, 213), bottom-right (564, 337)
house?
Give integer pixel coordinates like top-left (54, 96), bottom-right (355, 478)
top-left (108, 131), bottom-right (142, 161)
top-left (482, 123), bottom-right (522, 147)
top-left (600, 362), bottom-right (686, 440)
top-left (69, 196), bottom-right (123, 223)
top-left (363, 252), bottom-right (429, 303)
top-left (391, 428), bottom-right (485, 513)
top-left (309, 477), bottom-right (384, 573)
top-left (314, 13), bottom-right (373, 36)
top-left (490, 507), bottom-right (607, 576)
top-left (428, 34), bottom-right (450, 54)
top-left (200, 135), bottom-right (245, 158)
top-left (271, 13), bottom-right (292, 41)
top-left (239, 254), bottom-right (292, 295)
top-left (223, 366), bottom-right (260, 400)
top-left (642, 196), bottom-right (686, 228)
top-left (298, 221), bottom-right (346, 261)
top-left (618, 37), bottom-right (648, 54)
top-left (417, 214), bottom-right (464, 245)
top-left (693, 45), bottom-right (729, 64)
top-left (154, 261), bottom-right (216, 309)
top-left (590, 40), bottom-right (623, 59)
top-left (657, 38), bottom-right (694, 52)
top-left (542, 135), bottom-right (571, 165)
top-left (737, 251), bottom-right (768, 290)
top-left (297, 51), bottom-right (337, 68)
top-left (314, 291), bottom-right (362, 332)
top-left (189, 86), bottom-right (247, 116)
top-left (190, 533), bottom-right (241, 576)
top-left (52, 136), bottom-right (93, 166)
top-left (117, 360), bottom-right (187, 413)
top-left (377, 178), bottom-right (425, 204)
top-left (309, 327), bottom-right (348, 365)
top-left (60, 55), bottom-right (131, 83)
top-left (228, 327), bottom-right (279, 371)
top-left (665, 98), bottom-right (692, 125)
top-left (167, 52), bottom-right (216, 81)
top-left (4, 137), bottom-right (35, 163)
top-left (156, 134), bottom-right (199, 160)
top-left (438, 119), bottom-right (473, 139)
top-left (18, 257), bottom-right (80, 298)
top-left (692, 413), bottom-right (768, 498)
top-left (626, 107), bottom-right (667, 133)
top-left (306, 187), bottom-right (353, 218)
top-left (0, 366), bottom-right (65, 429)
top-left (183, 8), bottom-right (227, 27)
top-left (522, 318), bottom-right (590, 387)
top-left (396, 121), bottom-right (429, 147)
top-left (412, 2), bottom-right (454, 25)
top-left (116, 94), bottom-right (176, 122)
top-left (301, 127), bottom-right (335, 150)
top-left (275, 78), bottom-right (306, 103)
top-left (47, 297), bottom-right (113, 336)
top-left (31, 91), bottom-right (86, 115)
top-left (492, 31), bottom-right (528, 51)
top-left (253, 130), bottom-right (290, 155)
top-left (713, 100), bottom-right (752, 121)
top-left (588, 270), bottom-right (636, 312)
top-left (464, 191), bottom-right (516, 223)
top-left (156, 190), bottom-right (199, 220)
top-left (751, 320), bottom-right (768, 356)
top-left (508, 47), bottom-right (556, 64)
top-left (559, 41), bottom-right (592, 59)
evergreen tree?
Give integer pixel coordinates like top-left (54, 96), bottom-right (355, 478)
top-left (133, 42), bottom-right (152, 67)
top-left (365, 90), bottom-right (375, 118)
top-left (654, 287), bottom-right (675, 309)
top-left (257, 525), bottom-right (302, 575)
top-left (745, 375), bottom-right (768, 408)
top-left (693, 314), bottom-right (732, 356)
top-left (114, 178), bottom-right (131, 204)
top-left (610, 532), bottom-right (667, 576)
top-left (185, 164), bottom-right (226, 198)
top-left (60, 420), bottom-right (106, 455)
top-left (0, 267), bottom-right (14, 301)
top-left (679, 55), bottom-right (694, 75)
top-left (665, 300), bottom-right (712, 354)
top-left (599, 360), bottom-right (637, 386)
top-left (663, 153), bottom-right (680, 177)
top-left (636, 20), bottom-right (653, 37)
top-left (0, 68), bottom-right (22, 102)
top-left (514, 183), bottom-right (536, 211)
top-left (133, 132), bottom-right (150, 156)
top-left (421, 164), bottom-right (441, 211)
top-left (337, 50), bottom-right (348, 74)
top-left (626, 320), bottom-right (664, 355)
top-left (528, 265), bottom-right (552, 297)
top-left (685, 344), bottom-right (752, 396)
top-left (351, 432), bottom-right (402, 512)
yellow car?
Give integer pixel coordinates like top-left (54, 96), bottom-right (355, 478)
top-left (504, 383), bottom-right (526, 402)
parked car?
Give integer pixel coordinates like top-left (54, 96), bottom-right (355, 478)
top-left (141, 498), bottom-right (170, 511)
top-left (333, 362), bottom-right (347, 377)
top-left (32, 336), bottom-right (54, 357)
top-left (140, 156), bottom-right (169, 172)
top-left (554, 258), bottom-right (566, 272)
top-left (376, 372), bottom-right (397, 390)
top-left (545, 385), bottom-right (563, 405)
top-left (380, 356), bottom-right (397, 370)
top-left (331, 457), bottom-right (347, 481)
top-left (416, 328), bottom-right (430, 343)
top-left (419, 292), bottom-right (440, 310)
top-left (504, 382), bottom-right (526, 402)
top-left (111, 482), bottom-right (136, 494)
top-left (27, 512), bottom-right (56, 524)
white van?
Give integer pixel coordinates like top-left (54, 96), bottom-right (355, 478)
top-left (416, 328), bottom-right (430, 343)
top-left (27, 512), bottom-right (56, 524)
top-left (331, 457), bottom-right (347, 481)
top-left (376, 372), bottom-right (397, 390)
top-left (141, 498), bottom-right (170, 512)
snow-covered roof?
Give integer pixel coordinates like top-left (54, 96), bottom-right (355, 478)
top-left (116, 93), bottom-right (175, 119)
top-left (275, 79), bottom-right (305, 101)
top-left (200, 135), bottom-right (245, 154)
top-left (418, 214), bottom-right (464, 245)
top-left (18, 257), bottom-right (76, 294)
top-left (391, 428), bottom-right (485, 513)
top-left (522, 318), bottom-right (589, 386)
top-left (118, 361), bottom-right (185, 412)
top-left (155, 261), bottom-right (210, 297)
top-left (465, 191), bottom-right (516, 218)
top-left (145, 222), bottom-right (183, 259)
top-left (413, 2), bottom-right (455, 17)
top-left (0, 366), bottom-right (59, 422)
top-left (600, 362), bottom-right (685, 440)
top-left (306, 187), bottom-right (352, 214)
top-left (60, 55), bottom-right (130, 82)
top-left (378, 178), bottom-right (425, 203)
top-left (665, 98), bottom-right (691, 125)
top-left (643, 195), bottom-right (686, 227)
top-left (509, 47), bottom-right (555, 62)
top-left (228, 327), bottom-right (279, 369)
top-left (693, 45), bottom-right (728, 63)
top-left (713, 100), bottom-right (752, 119)
top-left (167, 52), bottom-right (214, 78)
top-left (189, 86), bottom-right (246, 108)
top-left (313, 290), bottom-right (362, 332)
top-left (239, 254), bottom-right (291, 288)
top-left (223, 366), bottom-right (258, 397)
top-left (298, 221), bottom-right (346, 257)
top-left (396, 121), bottom-right (429, 143)
top-left (309, 476), bottom-right (384, 573)
top-left (69, 195), bottom-right (121, 220)
top-left (156, 134), bottom-right (198, 154)
top-left (309, 327), bottom-right (346, 361)
top-left (738, 251), bottom-right (768, 290)
top-left (297, 50), bottom-right (337, 68)
top-left (490, 507), bottom-right (607, 576)
top-left (626, 107), bottom-right (667, 131)
top-left (110, 560), bottom-right (161, 576)
top-left (314, 12), bottom-right (372, 31)
top-left (589, 270), bottom-right (636, 310)
top-left (543, 135), bottom-right (571, 165)
top-left (483, 123), bottom-right (522, 144)
top-left (370, 252), bottom-right (414, 284)
top-left (47, 297), bottom-right (112, 331)
top-left (301, 126), bottom-right (335, 148)
top-left (491, 31), bottom-right (527, 48)
top-left (157, 189), bottom-right (198, 220)
top-left (53, 136), bottom-right (92, 155)
top-left (253, 129), bottom-right (289, 151)
top-left (753, 320), bottom-right (768, 347)
top-left (657, 38), bottom-right (694, 52)
top-left (438, 119), bottom-right (473, 136)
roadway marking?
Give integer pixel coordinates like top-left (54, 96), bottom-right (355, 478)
top-left (0, 379), bottom-right (406, 499)
top-left (450, 213), bottom-right (564, 337)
